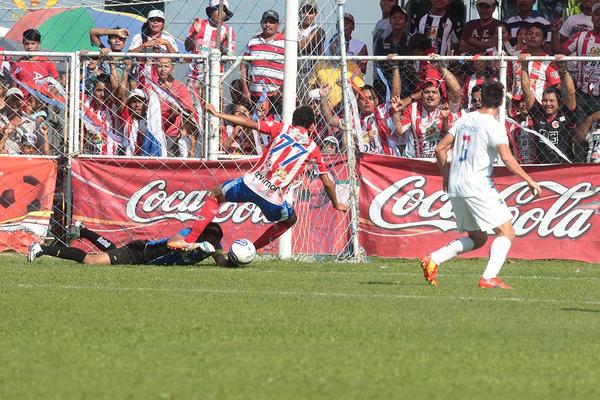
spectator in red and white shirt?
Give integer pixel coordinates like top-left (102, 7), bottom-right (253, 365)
top-left (240, 10), bottom-right (285, 114)
top-left (319, 67), bottom-right (404, 156)
top-left (185, 0), bottom-right (236, 86)
top-left (562, 4), bottom-right (600, 118)
top-left (11, 29), bottom-right (59, 89)
top-left (400, 61), bottom-right (462, 158)
top-left (82, 76), bottom-right (119, 155)
top-left (155, 57), bottom-right (195, 157)
top-left (510, 23), bottom-right (561, 103)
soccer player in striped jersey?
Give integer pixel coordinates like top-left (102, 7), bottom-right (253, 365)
top-left (168, 104), bottom-right (349, 251)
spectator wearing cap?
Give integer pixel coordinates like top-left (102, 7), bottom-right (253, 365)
top-left (11, 29), bottom-right (59, 89)
top-left (322, 135), bottom-right (340, 154)
top-left (0, 87), bottom-right (38, 154)
top-left (411, 0), bottom-right (463, 56)
top-left (240, 10), bottom-right (285, 115)
top-left (459, 0), bottom-right (502, 53)
top-left (155, 57), bottom-right (196, 157)
top-left (116, 88), bottom-right (149, 156)
top-left (298, 0), bottom-right (326, 60)
top-left (185, 0), bottom-right (236, 87)
top-left (399, 60), bottom-right (463, 158)
top-left (374, 5), bottom-right (411, 100)
top-left (297, 0), bottom-right (326, 103)
top-left (373, 0), bottom-right (398, 53)
top-left (505, 0), bottom-right (551, 47)
top-left (127, 10), bottom-right (178, 53)
top-left (327, 13), bottom-right (368, 74)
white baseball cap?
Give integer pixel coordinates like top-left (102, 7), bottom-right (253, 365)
top-left (127, 88), bottom-right (147, 101)
top-left (147, 10), bottom-right (165, 20)
top-left (6, 87), bottom-right (24, 98)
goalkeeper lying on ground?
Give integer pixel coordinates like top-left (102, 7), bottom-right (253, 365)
top-left (27, 222), bottom-right (228, 266)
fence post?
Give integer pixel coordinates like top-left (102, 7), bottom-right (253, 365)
top-left (498, 26), bottom-right (507, 124)
top-left (208, 48), bottom-right (222, 161)
top-left (278, 0), bottom-right (299, 259)
top-left (337, 0), bottom-right (362, 260)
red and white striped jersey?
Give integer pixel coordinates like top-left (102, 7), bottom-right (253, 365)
top-left (563, 30), bottom-right (600, 95)
top-left (510, 50), bottom-right (561, 102)
top-left (244, 33), bottom-right (285, 97)
top-left (244, 120), bottom-right (327, 205)
top-left (187, 18), bottom-right (236, 81)
top-left (401, 101), bottom-right (461, 158)
top-left (82, 97), bottom-right (119, 156)
top-left (357, 103), bottom-right (397, 155)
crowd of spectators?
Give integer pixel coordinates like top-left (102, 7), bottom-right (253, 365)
top-left (0, 0), bottom-right (598, 164)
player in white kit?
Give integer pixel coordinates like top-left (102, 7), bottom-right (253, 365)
top-left (420, 81), bottom-right (541, 289)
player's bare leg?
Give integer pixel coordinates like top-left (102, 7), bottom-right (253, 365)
top-left (420, 230), bottom-right (487, 286)
top-left (479, 220), bottom-right (515, 289)
top-left (253, 214), bottom-right (298, 250)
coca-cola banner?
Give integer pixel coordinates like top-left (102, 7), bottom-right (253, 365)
top-left (0, 157), bottom-right (58, 253)
top-left (71, 157), bottom-right (350, 254)
top-left (358, 155), bottom-right (600, 262)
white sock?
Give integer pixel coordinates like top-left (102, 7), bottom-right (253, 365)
top-left (482, 236), bottom-right (512, 279)
top-left (431, 237), bottom-right (474, 265)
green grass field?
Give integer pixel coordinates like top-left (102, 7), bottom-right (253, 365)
top-left (1, 254), bottom-right (599, 400)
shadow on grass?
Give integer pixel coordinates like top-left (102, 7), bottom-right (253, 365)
top-left (361, 280), bottom-right (417, 286)
top-left (561, 307), bottom-right (600, 313)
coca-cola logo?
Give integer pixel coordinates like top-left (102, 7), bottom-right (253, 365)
top-left (126, 180), bottom-right (269, 224)
top-left (369, 176), bottom-right (598, 239)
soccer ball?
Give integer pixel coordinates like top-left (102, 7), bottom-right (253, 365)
top-left (228, 239), bottom-right (256, 266)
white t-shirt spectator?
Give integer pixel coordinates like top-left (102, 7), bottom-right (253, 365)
top-left (128, 32), bottom-right (178, 53)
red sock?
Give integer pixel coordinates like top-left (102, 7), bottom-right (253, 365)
top-left (253, 221), bottom-right (292, 250)
top-left (185, 197), bottom-right (219, 243)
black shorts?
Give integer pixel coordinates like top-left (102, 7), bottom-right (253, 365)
top-left (106, 240), bottom-right (150, 265)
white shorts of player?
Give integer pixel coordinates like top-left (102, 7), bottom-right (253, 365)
top-left (449, 194), bottom-right (513, 233)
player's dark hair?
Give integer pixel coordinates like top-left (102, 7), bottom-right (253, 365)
top-left (292, 105), bottom-right (315, 128)
top-left (198, 222), bottom-right (223, 242)
top-left (23, 28), bottom-right (41, 43)
top-left (480, 81), bottom-right (504, 108)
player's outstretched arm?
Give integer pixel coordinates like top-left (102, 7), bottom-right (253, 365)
top-left (205, 103), bottom-right (259, 131)
top-left (498, 143), bottom-right (541, 196)
top-left (435, 133), bottom-right (454, 192)
top-left (320, 173), bottom-right (349, 212)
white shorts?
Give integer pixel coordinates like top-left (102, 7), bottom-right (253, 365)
top-left (449, 194), bottom-right (513, 232)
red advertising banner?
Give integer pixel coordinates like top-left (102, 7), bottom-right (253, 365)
top-left (358, 154), bottom-right (600, 262)
top-left (0, 157), bottom-right (58, 253)
top-left (71, 157), bottom-right (350, 254)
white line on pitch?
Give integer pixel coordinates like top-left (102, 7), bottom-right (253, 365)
top-left (221, 269), bottom-right (600, 281)
top-left (8, 283), bottom-right (600, 306)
